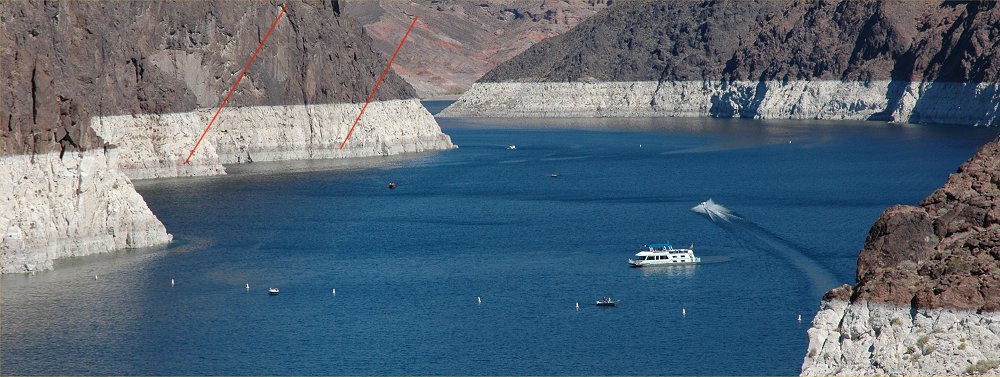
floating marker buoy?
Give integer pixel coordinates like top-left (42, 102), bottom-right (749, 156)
top-left (639, 144), bottom-right (642, 148)
top-left (388, 182), bottom-right (397, 189)
top-left (246, 283), bottom-right (250, 290)
top-left (171, 278), bottom-right (175, 287)
top-left (477, 296), bottom-right (482, 305)
top-left (576, 302), bottom-right (580, 311)
top-left (682, 308), bottom-right (687, 316)
top-left (332, 288), bottom-right (336, 296)
top-left (798, 314), bottom-right (802, 322)
top-left (94, 275), bottom-right (98, 280)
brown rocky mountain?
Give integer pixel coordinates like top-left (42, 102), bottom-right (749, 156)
top-left (480, 1), bottom-right (1000, 84)
top-left (1, 0), bottom-right (416, 156)
top-left (832, 135), bottom-right (1000, 313)
top-left (344, 0), bottom-right (610, 97)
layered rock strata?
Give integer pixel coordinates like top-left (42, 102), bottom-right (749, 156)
top-left (93, 99), bottom-right (453, 179)
top-left (443, 81), bottom-right (1000, 126)
top-left (801, 136), bottom-right (1000, 375)
top-left (441, 1), bottom-right (1000, 127)
top-left (0, 150), bottom-right (172, 273)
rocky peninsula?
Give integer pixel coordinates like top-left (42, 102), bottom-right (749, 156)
top-left (1, 0), bottom-right (453, 273)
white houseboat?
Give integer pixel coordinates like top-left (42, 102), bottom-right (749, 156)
top-left (628, 243), bottom-right (700, 267)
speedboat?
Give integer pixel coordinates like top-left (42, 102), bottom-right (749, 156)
top-left (268, 287), bottom-right (280, 295)
top-left (507, 145), bottom-right (517, 150)
top-left (595, 296), bottom-right (620, 307)
top-left (629, 242), bottom-right (700, 267)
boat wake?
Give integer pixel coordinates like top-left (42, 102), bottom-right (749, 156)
top-left (691, 198), bottom-right (739, 222)
top-left (691, 199), bottom-right (841, 298)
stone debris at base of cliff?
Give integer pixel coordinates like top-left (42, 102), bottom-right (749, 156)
top-left (0, 150), bottom-right (172, 273)
top-left (803, 298), bottom-right (1000, 376)
top-left (93, 99), bottom-right (455, 180)
top-left (440, 81), bottom-right (1000, 126)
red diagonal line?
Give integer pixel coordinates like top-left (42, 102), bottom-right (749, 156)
top-left (184, 3), bottom-right (288, 165)
top-left (340, 16), bottom-right (419, 150)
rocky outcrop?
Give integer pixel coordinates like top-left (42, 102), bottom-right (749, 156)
top-left (803, 298), bottom-right (1000, 376)
top-left (0, 150), bottom-right (172, 273)
top-left (345, 0), bottom-right (610, 97)
top-left (442, 1), bottom-right (1000, 127)
top-left (1, 1), bottom-right (453, 272)
top-left (802, 136), bottom-right (1000, 375)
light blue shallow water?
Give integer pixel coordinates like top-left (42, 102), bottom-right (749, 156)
top-left (3, 111), bottom-right (997, 375)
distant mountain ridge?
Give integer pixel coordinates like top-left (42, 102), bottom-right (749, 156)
top-left (443, 1), bottom-right (1000, 126)
top-left (346, 0), bottom-right (611, 97)
top-left (481, 1), bottom-right (1000, 83)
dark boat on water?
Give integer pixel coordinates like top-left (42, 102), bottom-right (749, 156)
top-left (595, 296), bottom-right (619, 307)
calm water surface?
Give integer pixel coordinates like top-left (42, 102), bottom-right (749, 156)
top-left (3, 111), bottom-right (997, 375)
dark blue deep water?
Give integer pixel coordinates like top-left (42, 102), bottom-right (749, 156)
top-left (3, 111), bottom-right (997, 375)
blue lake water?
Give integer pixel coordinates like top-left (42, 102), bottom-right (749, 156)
top-left (3, 110), bottom-right (997, 375)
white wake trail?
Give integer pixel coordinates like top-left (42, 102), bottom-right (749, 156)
top-left (691, 199), bottom-right (841, 299)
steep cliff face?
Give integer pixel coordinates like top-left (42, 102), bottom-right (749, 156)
top-left (1, 150), bottom-right (172, 273)
top-left (442, 1), bottom-right (1000, 126)
top-left (1, 0), bottom-right (454, 273)
top-left (345, 0), bottom-right (610, 97)
top-left (1, 0), bottom-right (418, 156)
top-left (801, 136), bottom-right (1000, 375)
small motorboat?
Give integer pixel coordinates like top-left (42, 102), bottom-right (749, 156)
top-left (507, 145), bottom-right (517, 150)
top-left (550, 173), bottom-right (559, 178)
top-left (268, 287), bottom-right (280, 295)
top-left (595, 296), bottom-right (620, 307)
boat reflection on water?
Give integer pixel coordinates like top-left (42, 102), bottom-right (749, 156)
top-left (634, 255), bottom-right (732, 278)
top-left (637, 264), bottom-right (697, 278)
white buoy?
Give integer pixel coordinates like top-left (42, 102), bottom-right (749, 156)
top-left (682, 308), bottom-right (687, 316)
top-left (94, 275), bottom-right (98, 280)
top-left (171, 278), bottom-right (175, 287)
top-left (798, 314), bottom-right (802, 322)
top-left (477, 296), bottom-right (482, 305)
top-left (575, 302), bottom-right (580, 311)
top-left (246, 283), bottom-right (250, 290)
top-left (639, 144), bottom-right (642, 148)
top-left (332, 288), bottom-right (336, 296)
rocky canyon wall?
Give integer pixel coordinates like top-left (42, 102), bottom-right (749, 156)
top-left (442, 1), bottom-right (1000, 127)
top-left (1, 1), bottom-right (453, 273)
top-left (801, 134), bottom-right (1000, 375)
top-left (442, 80), bottom-right (1000, 126)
